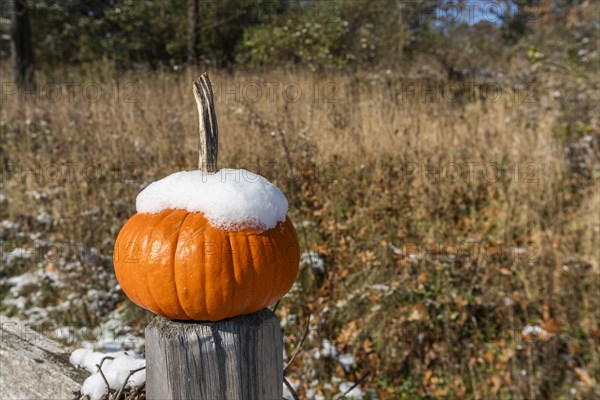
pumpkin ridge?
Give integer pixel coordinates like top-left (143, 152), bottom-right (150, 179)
top-left (201, 215), bottom-right (212, 318)
top-left (223, 232), bottom-right (237, 318)
top-left (128, 213), bottom-right (166, 315)
top-left (188, 212), bottom-right (209, 318)
top-left (143, 210), bottom-right (179, 317)
top-left (242, 233), bottom-right (256, 315)
top-left (120, 215), bottom-right (144, 307)
top-left (264, 232), bottom-right (279, 309)
top-left (172, 211), bottom-right (193, 320)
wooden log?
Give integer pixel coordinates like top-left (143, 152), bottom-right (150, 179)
top-left (0, 316), bottom-right (85, 400)
top-left (145, 309), bottom-right (283, 400)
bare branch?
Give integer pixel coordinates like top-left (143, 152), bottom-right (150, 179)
top-left (272, 300), bottom-right (281, 313)
top-left (283, 377), bottom-right (300, 400)
top-left (95, 363), bottom-right (111, 396)
top-left (114, 366), bottom-right (146, 400)
top-left (284, 313), bottom-right (312, 371)
top-left (335, 371), bottom-right (371, 399)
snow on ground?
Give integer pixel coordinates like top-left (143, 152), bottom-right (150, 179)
top-left (338, 381), bottom-right (365, 399)
top-left (283, 378), bottom-right (300, 400)
top-left (136, 169), bottom-right (288, 231)
top-left (0, 219), bottom-right (20, 240)
top-left (5, 271), bottom-right (40, 294)
top-left (312, 339), bottom-right (355, 373)
top-left (78, 312), bottom-right (145, 353)
top-left (312, 339), bottom-right (337, 360)
top-left (2, 247), bottom-right (35, 265)
top-left (0, 218), bottom-right (135, 349)
top-left (521, 324), bottom-right (553, 341)
top-left (521, 325), bottom-right (544, 336)
top-left (337, 353), bottom-right (355, 373)
top-left (301, 250), bottom-right (325, 274)
top-left (70, 349), bottom-right (145, 400)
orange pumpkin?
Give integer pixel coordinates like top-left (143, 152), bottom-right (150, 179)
top-left (114, 209), bottom-right (300, 321)
top-left (113, 74), bottom-right (299, 321)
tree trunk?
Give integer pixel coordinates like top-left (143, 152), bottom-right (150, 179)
top-left (11, 0), bottom-right (35, 89)
top-left (187, 0), bottom-right (199, 64)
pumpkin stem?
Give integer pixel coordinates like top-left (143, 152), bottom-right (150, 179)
top-left (193, 73), bottom-right (219, 173)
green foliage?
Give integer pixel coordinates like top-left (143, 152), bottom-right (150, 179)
top-left (25, 0), bottom-right (286, 69)
top-left (28, 0), bottom-right (188, 69)
top-left (236, 14), bottom-right (351, 69)
top-left (10, 0), bottom-right (600, 78)
top-left (236, 0), bottom-right (411, 69)
top-left (25, 0), bottom-right (415, 70)
top-left (102, 0), bottom-right (188, 68)
top-left (196, 0), bottom-right (283, 65)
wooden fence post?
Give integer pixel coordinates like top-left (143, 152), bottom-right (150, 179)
top-left (145, 309), bottom-right (283, 400)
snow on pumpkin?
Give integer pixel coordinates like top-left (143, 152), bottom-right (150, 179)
top-left (135, 169), bottom-right (288, 232)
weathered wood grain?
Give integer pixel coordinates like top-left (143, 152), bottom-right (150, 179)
top-left (0, 316), bottom-right (85, 400)
top-left (145, 309), bottom-right (283, 400)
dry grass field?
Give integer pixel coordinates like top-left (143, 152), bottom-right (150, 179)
top-left (1, 66), bottom-right (599, 398)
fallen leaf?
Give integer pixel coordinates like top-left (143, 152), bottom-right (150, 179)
top-left (422, 369), bottom-right (433, 386)
top-left (45, 263), bottom-right (59, 274)
top-left (483, 351), bottom-right (494, 363)
top-left (574, 368), bottom-right (597, 387)
top-left (543, 318), bottom-right (562, 334)
top-left (408, 304), bottom-right (428, 322)
top-left (490, 374), bottom-right (501, 394)
top-left (363, 337), bottom-right (373, 353)
top-left (337, 321), bottom-right (360, 344)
